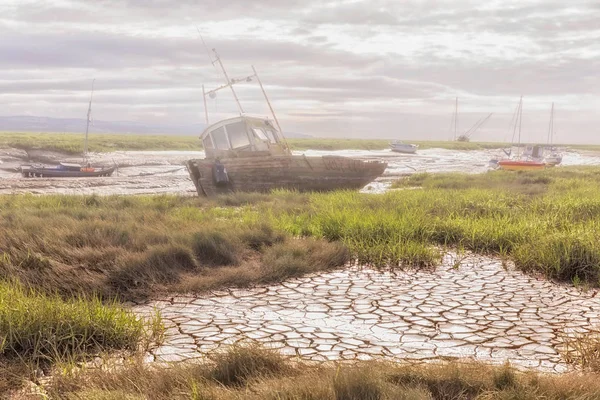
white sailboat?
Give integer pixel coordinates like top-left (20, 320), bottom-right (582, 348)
top-left (543, 103), bottom-right (562, 166)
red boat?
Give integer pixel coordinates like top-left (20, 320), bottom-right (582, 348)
top-left (497, 160), bottom-right (545, 171)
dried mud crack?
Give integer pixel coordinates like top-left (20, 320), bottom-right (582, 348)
top-left (135, 255), bottom-right (600, 373)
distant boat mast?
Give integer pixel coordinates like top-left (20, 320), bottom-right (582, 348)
top-left (454, 97), bottom-right (458, 140)
top-left (84, 79), bottom-right (95, 160)
top-left (547, 102), bottom-right (555, 145)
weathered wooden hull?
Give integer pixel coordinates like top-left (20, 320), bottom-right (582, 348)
top-left (186, 155), bottom-right (387, 196)
top-left (21, 166), bottom-right (116, 178)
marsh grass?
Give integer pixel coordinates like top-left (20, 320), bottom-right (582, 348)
top-left (4, 166), bottom-right (600, 299)
top-left (270, 167), bottom-right (600, 284)
top-left (0, 280), bottom-right (160, 367)
top-left (46, 345), bottom-right (600, 399)
top-left (0, 194), bottom-right (350, 301)
top-left (0, 131), bottom-right (515, 154)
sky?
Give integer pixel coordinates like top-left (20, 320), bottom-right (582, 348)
top-left (1, 0), bottom-right (599, 143)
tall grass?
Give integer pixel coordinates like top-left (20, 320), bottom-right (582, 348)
top-left (0, 280), bottom-right (159, 364)
top-left (0, 194), bottom-right (349, 300)
top-left (4, 167), bottom-right (600, 293)
top-left (47, 345), bottom-right (600, 399)
top-left (270, 168), bottom-right (600, 284)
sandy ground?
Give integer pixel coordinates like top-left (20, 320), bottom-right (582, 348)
top-left (1, 147), bottom-right (600, 195)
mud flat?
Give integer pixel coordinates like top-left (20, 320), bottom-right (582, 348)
top-left (135, 254), bottom-right (600, 373)
top-left (1, 148), bottom-right (600, 195)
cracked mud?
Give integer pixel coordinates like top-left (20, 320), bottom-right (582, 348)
top-left (135, 255), bottom-right (600, 373)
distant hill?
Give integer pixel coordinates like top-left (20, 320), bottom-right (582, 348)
top-left (0, 116), bottom-right (313, 138)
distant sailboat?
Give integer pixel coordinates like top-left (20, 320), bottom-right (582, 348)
top-left (452, 98), bottom-right (493, 142)
top-left (497, 96), bottom-right (545, 171)
top-left (21, 80), bottom-right (116, 178)
top-left (543, 103), bottom-right (562, 166)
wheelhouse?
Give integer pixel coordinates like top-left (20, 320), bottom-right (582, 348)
top-left (200, 116), bottom-right (290, 159)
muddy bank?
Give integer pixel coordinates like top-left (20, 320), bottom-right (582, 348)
top-left (1, 147), bottom-right (600, 195)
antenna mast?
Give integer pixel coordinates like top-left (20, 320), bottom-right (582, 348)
top-left (547, 102), bottom-right (554, 145)
top-left (84, 79), bottom-right (95, 159)
top-left (517, 96), bottom-right (523, 157)
top-left (454, 97), bottom-right (458, 140)
top-left (212, 49), bottom-right (244, 115)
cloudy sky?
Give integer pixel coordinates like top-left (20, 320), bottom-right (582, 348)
top-left (1, 0), bottom-right (599, 143)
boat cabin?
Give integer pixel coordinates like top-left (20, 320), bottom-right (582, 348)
top-left (200, 116), bottom-right (291, 159)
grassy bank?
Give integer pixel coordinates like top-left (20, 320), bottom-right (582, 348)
top-left (270, 167), bottom-right (600, 285)
top-left (0, 131), bottom-right (514, 153)
top-left (0, 280), bottom-right (162, 394)
top-left (0, 194), bottom-right (349, 301)
top-left (3, 167), bottom-right (600, 299)
top-left (33, 345), bottom-right (600, 399)
top-left (0, 132), bottom-right (200, 154)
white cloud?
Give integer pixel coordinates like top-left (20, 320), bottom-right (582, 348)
top-left (0, 0), bottom-right (598, 141)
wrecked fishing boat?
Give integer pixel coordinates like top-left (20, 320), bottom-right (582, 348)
top-left (186, 116), bottom-right (387, 196)
top-left (185, 48), bottom-right (387, 196)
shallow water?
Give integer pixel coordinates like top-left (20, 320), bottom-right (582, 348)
top-left (135, 254), bottom-right (600, 372)
top-left (1, 148), bottom-right (600, 195)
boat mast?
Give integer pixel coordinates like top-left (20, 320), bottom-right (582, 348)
top-left (252, 65), bottom-right (282, 134)
top-left (547, 102), bottom-right (554, 145)
top-left (212, 49), bottom-right (244, 115)
top-left (202, 84), bottom-right (209, 124)
top-left (454, 97), bottom-right (458, 140)
top-left (84, 79), bottom-right (95, 160)
top-left (517, 95), bottom-right (523, 157)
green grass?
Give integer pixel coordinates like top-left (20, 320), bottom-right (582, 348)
top-left (0, 131), bottom-right (200, 154)
top-left (0, 194), bottom-right (349, 301)
top-left (0, 280), bottom-right (158, 362)
top-left (0, 131), bottom-right (517, 154)
top-left (43, 345), bottom-right (600, 399)
top-left (4, 167), bottom-right (600, 295)
top-left (270, 167), bottom-right (600, 284)
top-left (3, 131), bottom-right (600, 154)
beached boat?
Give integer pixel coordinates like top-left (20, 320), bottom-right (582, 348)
top-left (496, 96), bottom-right (547, 171)
top-left (186, 116), bottom-right (387, 196)
top-left (497, 160), bottom-right (545, 171)
top-left (390, 140), bottom-right (418, 154)
top-left (544, 153), bottom-right (562, 166)
top-left (21, 162), bottom-right (115, 178)
top-left (543, 103), bottom-right (562, 166)
top-left (185, 48), bottom-right (387, 196)
top-left (20, 80), bottom-right (115, 178)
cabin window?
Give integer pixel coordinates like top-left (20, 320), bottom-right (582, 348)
top-left (202, 135), bottom-right (214, 150)
top-left (226, 122), bottom-right (251, 149)
top-left (264, 129), bottom-right (278, 144)
top-left (210, 127), bottom-right (230, 150)
top-left (252, 127), bottom-right (268, 141)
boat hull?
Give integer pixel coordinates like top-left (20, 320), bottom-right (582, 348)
top-left (21, 166), bottom-right (116, 178)
top-left (544, 156), bottom-right (562, 166)
top-left (390, 147), bottom-right (417, 154)
top-left (497, 160), bottom-right (545, 171)
top-left (186, 155), bottom-right (388, 196)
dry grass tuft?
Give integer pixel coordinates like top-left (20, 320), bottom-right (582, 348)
top-left (192, 230), bottom-right (242, 267)
top-left (562, 328), bottom-right (600, 372)
top-left (261, 238), bottom-right (350, 282)
top-left (44, 349), bottom-right (600, 399)
top-left (209, 344), bottom-right (288, 387)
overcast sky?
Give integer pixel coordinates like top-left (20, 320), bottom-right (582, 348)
top-left (1, 0), bottom-right (599, 143)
